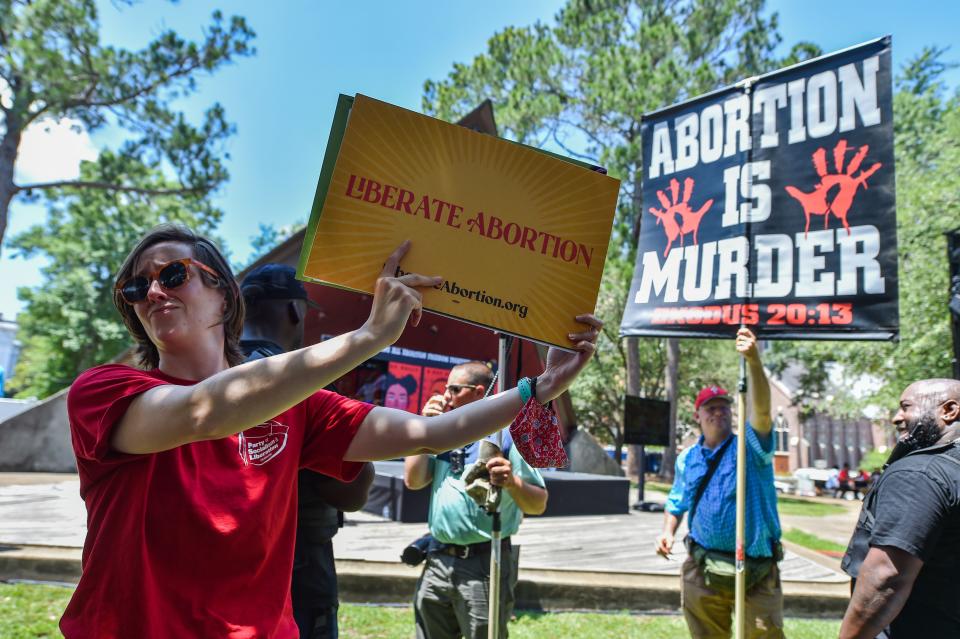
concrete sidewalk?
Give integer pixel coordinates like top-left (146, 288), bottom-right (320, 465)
top-left (0, 473), bottom-right (852, 616)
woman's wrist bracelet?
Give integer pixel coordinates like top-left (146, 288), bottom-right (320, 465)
top-left (517, 377), bottom-right (533, 404)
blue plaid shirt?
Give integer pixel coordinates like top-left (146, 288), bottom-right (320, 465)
top-left (665, 424), bottom-right (781, 557)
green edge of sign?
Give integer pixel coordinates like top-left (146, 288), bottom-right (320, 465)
top-left (296, 93), bottom-right (355, 282)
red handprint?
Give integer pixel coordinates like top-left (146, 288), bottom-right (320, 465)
top-left (784, 140), bottom-right (882, 237)
top-left (648, 177), bottom-right (714, 257)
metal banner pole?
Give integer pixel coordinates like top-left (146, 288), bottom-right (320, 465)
top-left (488, 333), bottom-right (510, 639)
top-left (734, 353), bottom-right (748, 639)
top-left (734, 73), bottom-right (757, 639)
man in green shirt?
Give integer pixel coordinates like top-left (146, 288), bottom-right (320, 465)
top-left (404, 361), bottom-right (548, 639)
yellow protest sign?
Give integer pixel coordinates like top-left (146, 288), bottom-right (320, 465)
top-left (299, 94), bottom-right (620, 348)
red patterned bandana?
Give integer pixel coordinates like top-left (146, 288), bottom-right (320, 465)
top-left (509, 398), bottom-right (568, 468)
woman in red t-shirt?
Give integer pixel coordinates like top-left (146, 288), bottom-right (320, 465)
top-left (61, 224), bottom-right (600, 639)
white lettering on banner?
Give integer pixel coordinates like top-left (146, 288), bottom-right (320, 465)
top-left (700, 104), bottom-right (724, 164)
top-left (753, 234), bottom-right (794, 297)
top-left (381, 345), bottom-right (469, 365)
top-left (715, 236), bottom-right (750, 300)
top-left (682, 243), bottom-right (717, 302)
top-left (787, 79), bottom-right (807, 144)
top-left (754, 84), bottom-right (787, 148)
top-left (796, 229), bottom-right (835, 296)
top-left (723, 95), bottom-right (751, 159)
top-left (648, 55), bottom-right (881, 179)
top-left (722, 161), bottom-right (772, 226)
top-left (806, 70), bottom-right (838, 139)
top-left (675, 112), bottom-right (699, 172)
top-left (837, 225), bottom-right (885, 294)
top-left (839, 57), bottom-right (881, 131)
top-left (635, 249), bottom-right (683, 303)
top-left (648, 122), bottom-right (675, 179)
top-left (633, 225), bottom-right (885, 304)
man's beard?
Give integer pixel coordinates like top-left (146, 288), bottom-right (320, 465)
top-left (901, 413), bottom-right (942, 450)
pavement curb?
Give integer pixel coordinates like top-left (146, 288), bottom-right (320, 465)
top-left (0, 545), bottom-right (82, 583)
top-left (0, 545), bottom-right (849, 617)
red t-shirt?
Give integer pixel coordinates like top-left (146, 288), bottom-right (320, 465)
top-left (60, 364), bottom-right (373, 639)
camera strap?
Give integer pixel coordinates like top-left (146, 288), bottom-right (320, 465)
top-left (436, 362), bottom-right (511, 475)
top-left (689, 435), bottom-right (734, 527)
top-left (437, 445), bottom-right (472, 474)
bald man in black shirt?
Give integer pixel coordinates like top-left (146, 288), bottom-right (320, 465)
top-left (840, 378), bottom-right (960, 638)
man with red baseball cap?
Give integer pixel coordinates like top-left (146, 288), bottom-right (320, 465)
top-left (655, 327), bottom-right (783, 638)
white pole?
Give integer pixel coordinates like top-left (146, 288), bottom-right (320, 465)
top-left (733, 76), bottom-right (757, 639)
top-left (734, 353), bottom-right (748, 639)
top-left (488, 334), bottom-right (509, 639)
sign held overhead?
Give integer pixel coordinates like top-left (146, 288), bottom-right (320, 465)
top-left (300, 95), bottom-right (620, 349)
top-left (621, 37), bottom-right (898, 341)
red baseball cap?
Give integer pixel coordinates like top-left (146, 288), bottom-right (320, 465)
top-left (694, 385), bottom-right (732, 410)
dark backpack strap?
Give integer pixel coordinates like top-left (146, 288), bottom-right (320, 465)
top-left (689, 436), bottom-right (734, 526)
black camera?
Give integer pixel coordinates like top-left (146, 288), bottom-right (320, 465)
top-left (401, 533), bottom-right (436, 566)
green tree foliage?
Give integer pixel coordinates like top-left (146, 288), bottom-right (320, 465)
top-left (765, 47), bottom-right (960, 417)
top-left (424, 0), bottom-right (816, 244)
top-left (573, 239), bottom-right (739, 456)
top-left (0, 0), bottom-right (255, 252)
top-left (857, 448), bottom-right (888, 473)
top-left (8, 153), bottom-right (220, 398)
top-left (422, 0), bottom-right (818, 454)
top-left (235, 220), bottom-right (306, 273)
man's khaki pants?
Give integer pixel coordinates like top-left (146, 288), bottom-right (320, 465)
top-left (681, 554), bottom-right (785, 639)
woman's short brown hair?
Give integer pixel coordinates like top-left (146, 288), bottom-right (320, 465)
top-left (113, 224), bottom-right (245, 369)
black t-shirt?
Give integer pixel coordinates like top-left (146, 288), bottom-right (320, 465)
top-left (842, 442), bottom-right (960, 637)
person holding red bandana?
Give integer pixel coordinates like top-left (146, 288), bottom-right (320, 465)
top-left (61, 224), bottom-right (601, 638)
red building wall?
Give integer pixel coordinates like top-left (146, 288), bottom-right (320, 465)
top-left (301, 283), bottom-right (545, 379)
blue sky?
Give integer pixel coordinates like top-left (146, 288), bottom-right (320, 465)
top-left (1, 0), bottom-right (957, 321)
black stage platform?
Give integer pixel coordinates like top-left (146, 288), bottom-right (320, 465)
top-left (364, 461), bottom-right (630, 523)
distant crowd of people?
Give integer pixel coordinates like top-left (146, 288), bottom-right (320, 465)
top-left (825, 463), bottom-right (878, 500)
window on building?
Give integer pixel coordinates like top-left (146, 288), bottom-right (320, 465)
top-left (774, 415), bottom-right (790, 453)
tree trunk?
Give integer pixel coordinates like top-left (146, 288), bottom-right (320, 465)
top-left (660, 338), bottom-right (680, 481)
top-left (0, 113), bottom-right (23, 256)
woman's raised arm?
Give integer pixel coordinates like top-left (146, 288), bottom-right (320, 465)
top-left (111, 242), bottom-right (440, 454)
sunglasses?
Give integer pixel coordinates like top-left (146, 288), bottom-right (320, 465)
top-left (117, 258), bottom-right (221, 304)
top-left (446, 383), bottom-right (480, 394)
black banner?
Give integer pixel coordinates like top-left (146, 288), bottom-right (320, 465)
top-left (621, 37), bottom-right (898, 340)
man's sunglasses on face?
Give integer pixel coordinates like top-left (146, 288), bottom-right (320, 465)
top-left (117, 258), bottom-right (221, 304)
top-left (446, 383), bottom-right (480, 394)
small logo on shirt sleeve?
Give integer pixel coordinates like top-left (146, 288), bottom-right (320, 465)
top-left (238, 420), bottom-right (289, 466)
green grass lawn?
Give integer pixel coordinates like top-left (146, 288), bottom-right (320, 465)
top-left (782, 528), bottom-right (848, 554)
top-left (0, 582), bottom-right (71, 639)
top-left (643, 480), bottom-right (672, 494)
top-left (642, 485), bottom-right (849, 519)
top-left (2, 582), bottom-right (841, 638)
top-left (776, 496), bottom-right (848, 517)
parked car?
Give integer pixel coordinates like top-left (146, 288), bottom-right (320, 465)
top-left (773, 477), bottom-right (796, 494)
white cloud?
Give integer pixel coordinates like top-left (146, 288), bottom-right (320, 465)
top-left (15, 117), bottom-right (99, 184)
